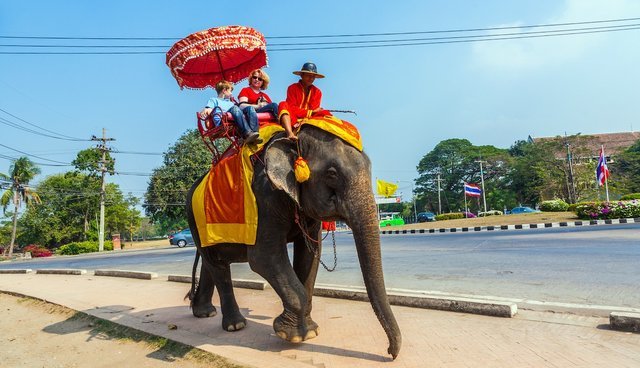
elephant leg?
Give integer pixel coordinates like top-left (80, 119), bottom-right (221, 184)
top-left (210, 260), bottom-right (246, 331)
top-left (249, 244), bottom-right (312, 343)
top-left (191, 258), bottom-right (217, 318)
top-left (292, 226), bottom-right (321, 339)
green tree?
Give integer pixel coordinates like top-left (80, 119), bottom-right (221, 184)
top-left (614, 139), bottom-right (640, 194)
top-left (415, 139), bottom-right (513, 213)
top-left (0, 157), bottom-right (41, 257)
top-left (144, 129), bottom-right (211, 233)
top-left (18, 172), bottom-right (140, 247)
top-left (511, 135), bottom-right (603, 204)
top-left (72, 147), bottom-right (115, 176)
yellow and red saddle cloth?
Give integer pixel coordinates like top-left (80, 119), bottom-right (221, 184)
top-left (192, 116), bottom-right (361, 247)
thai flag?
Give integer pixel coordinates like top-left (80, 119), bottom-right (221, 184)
top-left (464, 183), bottom-right (482, 197)
top-left (596, 146), bottom-right (610, 186)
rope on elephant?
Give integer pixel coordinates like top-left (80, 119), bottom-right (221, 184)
top-left (294, 209), bottom-right (337, 272)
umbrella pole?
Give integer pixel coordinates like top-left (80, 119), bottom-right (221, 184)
top-left (214, 50), bottom-right (226, 81)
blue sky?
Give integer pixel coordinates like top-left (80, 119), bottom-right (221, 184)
top-left (1, 0), bottom-right (639, 205)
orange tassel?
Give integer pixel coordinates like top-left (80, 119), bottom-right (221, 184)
top-left (294, 157), bottom-right (310, 182)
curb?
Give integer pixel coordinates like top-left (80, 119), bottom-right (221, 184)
top-left (0, 269), bottom-right (32, 274)
top-left (610, 312), bottom-right (640, 332)
top-left (94, 269), bottom-right (158, 280)
top-left (381, 217), bottom-right (640, 235)
top-left (36, 269), bottom-right (87, 275)
top-left (314, 285), bottom-right (516, 318)
top-left (167, 275), bottom-right (515, 317)
top-left (167, 275), bottom-right (269, 290)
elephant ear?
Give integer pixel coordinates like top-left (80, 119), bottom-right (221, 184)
top-left (264, 137), bottom-right (300, 206)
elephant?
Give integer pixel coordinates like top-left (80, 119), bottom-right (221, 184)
top-left (185, 124), bottom-right (401, 359)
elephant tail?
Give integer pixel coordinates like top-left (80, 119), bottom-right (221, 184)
top-left (184, 250), bottom-right (201, 306)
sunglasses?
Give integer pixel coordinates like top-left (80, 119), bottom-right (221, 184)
top-left (251, 75), bottom-right (264, 82)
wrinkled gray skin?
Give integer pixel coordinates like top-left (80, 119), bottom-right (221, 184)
top-left (185, 125), bottom-right (401, 359)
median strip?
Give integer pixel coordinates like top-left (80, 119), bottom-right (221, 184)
top-left (167, 275), bottom-right (269, 290)
top-left (313, 285), bottom-right (517, 318)
top-left (380, 217), bottom-right (639, 235)
top-left (36, 269), bottom-right (87, 275)
top-left (94, 269), bottom-right (158, 280)
top-left (610, 312), bottom-right (640, 332)
top-left (0, 269), bottom-right (32, 274)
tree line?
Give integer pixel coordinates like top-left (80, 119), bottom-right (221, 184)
top-left (413, 136), bottom-right (640, 215)
top-left (1, 148), bottom-right (141, 253)
top-left (3, 130), bottom-right (639, 252)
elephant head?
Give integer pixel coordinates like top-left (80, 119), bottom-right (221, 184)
top-left (264, 125), bottom-right (402, 358)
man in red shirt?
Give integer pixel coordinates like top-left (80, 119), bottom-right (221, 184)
top-left (279, 62), bottom-right (330, 139)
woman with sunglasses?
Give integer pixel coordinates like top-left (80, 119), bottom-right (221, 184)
top-left (238, 69), bottom-right (279, 130)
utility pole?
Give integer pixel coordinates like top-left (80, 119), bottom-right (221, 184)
top-left (475, 159), bottom-right (488, 213)
top-left (91, 128), bottom-right (115, 252)
top-left (564, 132), bottom-right (576, 204)
top-left (436, 173), bottom-right (442, 215)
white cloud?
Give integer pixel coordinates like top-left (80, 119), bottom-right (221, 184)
top-left (471, 0), bottom-right (640, 70)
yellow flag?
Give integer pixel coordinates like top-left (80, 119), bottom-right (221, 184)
top-left (376, 179), bottom-right (398, 198)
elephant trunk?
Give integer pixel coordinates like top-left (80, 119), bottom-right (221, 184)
top-left (344, 179), bottom-right (402, 359)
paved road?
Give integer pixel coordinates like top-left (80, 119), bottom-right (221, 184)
top-left (2, 224), bottom-right (639, 309)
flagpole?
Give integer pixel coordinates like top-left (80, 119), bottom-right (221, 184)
top-left (602, 145), bottom-right (610, 202)
top-left (464, 183), bottom-right (468, 217)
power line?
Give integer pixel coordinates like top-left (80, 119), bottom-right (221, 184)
top-left (0, 142), bottom-right (71, 165)
top-left (2, 25), bottom-right (638, 54)
top-left (111, 150), bottom-right (163, 156)
top-left (268, 25), bottom-right (640, 52)
top-left (0, 107), bottom-right (89, 141)
top-left (6, 22), bottom-right (638, 49)
top-left (1, 16), bottom-right (638, 40)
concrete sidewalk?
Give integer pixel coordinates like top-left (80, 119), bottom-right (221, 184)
top-left (1, 273), bottom-right (639, 368)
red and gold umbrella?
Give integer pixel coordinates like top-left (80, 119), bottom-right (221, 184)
top-left (166, 25), bottom-right (267, 89)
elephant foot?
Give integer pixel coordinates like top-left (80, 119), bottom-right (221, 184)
top-left (222, 312), bottom-right (247, 332)
top-left (273, 313), bottom-right (319, 343)
top-left (192, 303), bottom-right (217, 318)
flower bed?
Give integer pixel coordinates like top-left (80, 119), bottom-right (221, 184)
top-left (574, 200), bottom-right (640, 220)
top-left (23, 244), bottom-right (53, 258)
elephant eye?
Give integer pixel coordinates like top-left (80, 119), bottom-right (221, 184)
top-left (326, 167), bottom-right (338, 180)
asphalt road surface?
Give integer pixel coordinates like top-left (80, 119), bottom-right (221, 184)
top-left (2, 224), bottom-right (639, 309)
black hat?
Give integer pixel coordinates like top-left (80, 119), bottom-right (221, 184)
top-left (292, 62), bottom-right (325, 78)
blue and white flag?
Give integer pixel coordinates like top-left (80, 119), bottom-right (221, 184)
top-left (464, 183), bottom-right (482, 197)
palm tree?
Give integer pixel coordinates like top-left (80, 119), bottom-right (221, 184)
top-left (1, 157), bottom-right (41, 258)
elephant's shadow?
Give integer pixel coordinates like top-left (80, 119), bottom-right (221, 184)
top-left (60, 303), bottom-right (389, 363)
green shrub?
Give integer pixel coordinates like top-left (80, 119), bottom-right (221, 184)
top-left (620, 193), bottom-right (640, 200)
top-left (56, 241), bottom-right (113, 255)
top-left (574, 200), bottom-right (640, 219)
top-left (435, 212), bottom-right (465, 221)
top-left (478, 210), bottom-right (503, 217)
top-left (539, 199), bottom-right (569, 212)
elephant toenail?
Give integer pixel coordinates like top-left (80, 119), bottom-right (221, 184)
top-left (290, 336), bottom-right (303, 343)
top-left (304, 330), bottom-right (318, 340)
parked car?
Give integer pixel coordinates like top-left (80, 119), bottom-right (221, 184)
top-left (379, 212), bottom-right (405, 227)
top-left (417, 212), bottom-right (436, 222)
top-left (169, 229), bottom-right (194, 247)
top-left (508, 206), bottom-right (539, 215)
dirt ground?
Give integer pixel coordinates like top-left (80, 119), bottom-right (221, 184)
top-left (0, 293), bottom-right (245, 368)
